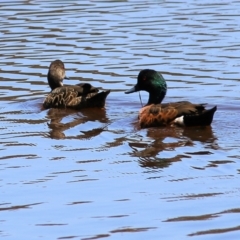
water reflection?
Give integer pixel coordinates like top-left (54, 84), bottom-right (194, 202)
top-left (181, 126), bottom-right (217, 144)
top-left (1, 0), bottom-right (240, 239)
top-left (129, 126), bottom-right (218, 169)
top-left (46, 107), bottom-right (110, 139)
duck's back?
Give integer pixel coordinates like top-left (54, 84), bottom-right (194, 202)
top-left (43, 84), bottom-right (110, 109)
top-left (160, 101), bottom-right (206, 115)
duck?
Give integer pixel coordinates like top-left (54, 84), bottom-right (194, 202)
top-left (43, 60), bottom-right (110, 109)
top-left (125, 69), bottom-right (217, 128)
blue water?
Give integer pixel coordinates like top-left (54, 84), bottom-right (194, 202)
top-left (1, 1), bottom-right (240, 239)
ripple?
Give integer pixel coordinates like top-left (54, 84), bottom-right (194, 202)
top-left (1, 1), bottom-right (240, 240)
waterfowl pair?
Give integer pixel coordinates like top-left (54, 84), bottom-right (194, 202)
top-left (43, 62), bottom-right (217, 128)
top-left (43, 60), bottom-right (110, 109)
top-left (125, 69), bottom-right (217, 128)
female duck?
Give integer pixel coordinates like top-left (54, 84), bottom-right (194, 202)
top-left (43, 60), bottom-right (110, 109)
top-left (125, 69), bottom-right (217, 128)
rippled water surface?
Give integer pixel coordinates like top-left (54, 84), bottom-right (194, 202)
top-left (1, 0), bottom-right (240, 239)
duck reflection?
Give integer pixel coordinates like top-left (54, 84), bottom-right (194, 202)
top-left (128, 126), bottom-right (218, 169)
top-left (181, 126), bottom-right (218, 148)
top-left (46, 108), bottom-right (109, 139)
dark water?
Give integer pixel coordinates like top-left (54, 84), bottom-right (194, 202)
top-left (1, 0), bottom-right (240, 239)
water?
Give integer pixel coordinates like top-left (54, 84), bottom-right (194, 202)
top-left (1, 0), bottom-right (240, 239)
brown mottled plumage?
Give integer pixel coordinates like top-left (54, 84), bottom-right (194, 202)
top-left (43, 60), bottom-right (110, 109)
top-left (125, 69), bottom-right (217, 128)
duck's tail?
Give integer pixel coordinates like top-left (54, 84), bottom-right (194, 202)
top-left (183, 106), bottom-right (217, 126)
top-left (83, 90), bottom-right (111, 108)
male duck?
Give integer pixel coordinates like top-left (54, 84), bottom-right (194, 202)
top-left (43, 60), bottom-right (110, 109)
top-left (125, 69), bottom-right (217, 128)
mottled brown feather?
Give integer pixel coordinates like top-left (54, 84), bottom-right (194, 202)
top-left (43, 86), bottom-right (110, 109)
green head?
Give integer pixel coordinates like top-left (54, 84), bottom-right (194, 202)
top-left (125, 69), bottom-right (167, 105)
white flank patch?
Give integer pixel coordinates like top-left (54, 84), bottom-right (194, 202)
top-left (174, 116), bottom-right (185, 126)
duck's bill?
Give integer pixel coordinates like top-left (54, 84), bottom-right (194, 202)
top-left (125, 84), bottom-right (140, 94)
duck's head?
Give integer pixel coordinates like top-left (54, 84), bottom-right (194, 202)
top-left (125, 69), bottom-right (167, 105)
top-left (47, 60), bottom-right (69, 90)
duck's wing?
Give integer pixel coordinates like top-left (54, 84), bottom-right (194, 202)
top-left (43, 86), bottom-right (79, 109)
top-left (161, 101), bottom-right (206, 113)
top-left (139, 102), bottom-right (217, 128)
top-left (43, 86), bottom-right (110, 109)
